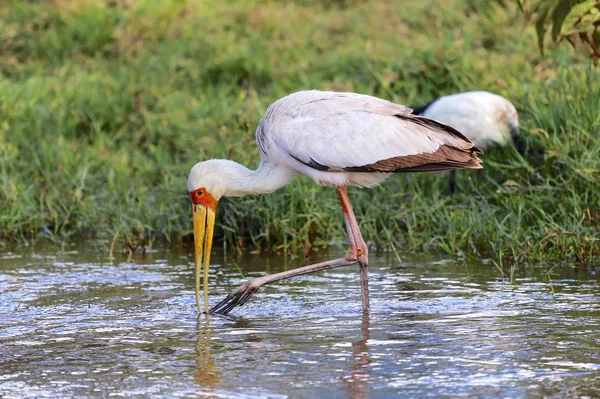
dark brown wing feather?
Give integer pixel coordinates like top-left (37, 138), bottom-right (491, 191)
top-left (299, 114), bottom-right (483, 173)
top-left (346, 142), bottom-right (483, 173)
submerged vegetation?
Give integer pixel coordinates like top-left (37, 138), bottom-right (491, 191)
top-left (0, 0), bottom-right (598, 264)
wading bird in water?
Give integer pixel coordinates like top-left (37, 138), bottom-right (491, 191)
top-left (188, 90), bottom-right (483, 315)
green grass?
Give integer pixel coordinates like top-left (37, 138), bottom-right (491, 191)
top-left (0, 0), bottom-right (598, 265)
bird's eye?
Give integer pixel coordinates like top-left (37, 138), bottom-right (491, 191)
top-left (196, 189), bottom-right (204, 197)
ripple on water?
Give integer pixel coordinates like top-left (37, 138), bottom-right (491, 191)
top-left (1, 249), bottom-right (600, 398)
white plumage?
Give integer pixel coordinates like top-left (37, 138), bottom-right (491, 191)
top-left (414, 91), bottom-right (519, 151)
top-left (413, 91), bottom-right (520, 193)
top-left (255, 90), bottom-right (478, 188)
top-left (189, 90), bottom-right (482, 197)
top-left (188, 90), bottom-right (482, 315)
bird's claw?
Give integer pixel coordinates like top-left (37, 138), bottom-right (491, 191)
top-left (209, 279), bottom-right (261, 315)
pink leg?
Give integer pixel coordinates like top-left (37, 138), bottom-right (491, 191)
top-left (337, 186), bottom-right (370, 313)
top-left (210, 186), bottom-right (370, 315)
top-left (210, 257), bottom-right (359, 315)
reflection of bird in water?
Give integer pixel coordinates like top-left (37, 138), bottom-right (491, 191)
top-left (412, 91), bottom-right (521, 193)
top-left (193, 316), bottom-right (221, 389)
top-left (344, 311), bottom-right (372, 399)
top-left (188, 90), bottom-right (482, 315)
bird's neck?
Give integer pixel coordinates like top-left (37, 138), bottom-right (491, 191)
top-left (222, 160), bottom-right (295, 198)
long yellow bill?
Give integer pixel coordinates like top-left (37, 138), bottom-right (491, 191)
top-left (193, 204), bottom-right (215, 314)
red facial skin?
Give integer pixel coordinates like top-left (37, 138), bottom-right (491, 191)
top-left (189, 188), bottom-right (218, 212)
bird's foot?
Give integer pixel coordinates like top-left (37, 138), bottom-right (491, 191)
top-left (210, 256), bottom-right (359, 315)
top-left (209, 278), bottom-right (261, 315)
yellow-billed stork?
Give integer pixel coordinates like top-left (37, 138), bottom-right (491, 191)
top-left (413, 91), bottom-right (520, 193)
top-left (188, 90), bottom-right (483, 315)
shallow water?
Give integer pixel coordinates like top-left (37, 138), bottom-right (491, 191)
top-left (1, 246), bottom-right (599, 398)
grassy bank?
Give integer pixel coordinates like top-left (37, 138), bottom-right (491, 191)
top-left (1, 0), bottom-right (598, 265)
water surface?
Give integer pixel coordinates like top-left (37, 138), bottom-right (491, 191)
top-left (1, 246), bottom-right (599, 398)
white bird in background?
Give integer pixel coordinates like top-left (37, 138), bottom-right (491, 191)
top-left (412, 91), bottom-right (521, 193)
top-left (188, 90), bottom-right (483, 315)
